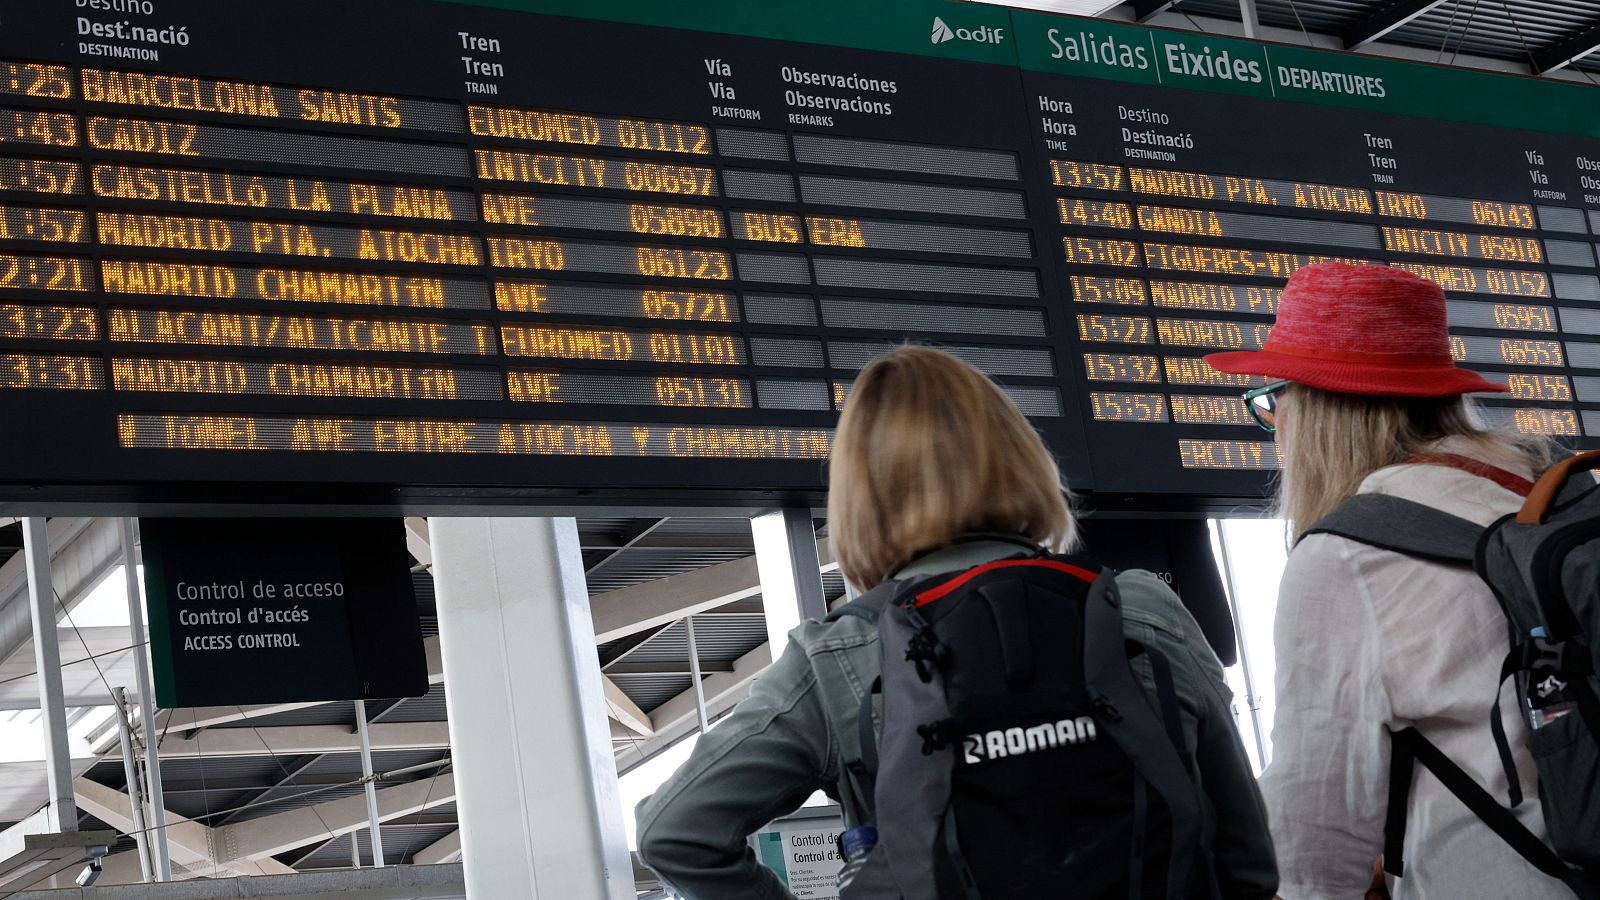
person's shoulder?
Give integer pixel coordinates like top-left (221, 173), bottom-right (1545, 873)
top-left (1112, 567), bottom-right (1179, 602)
top-left (1112, 568), bottom-right (1189, 633)
top-left (791, 600), bottom-right (882, 655)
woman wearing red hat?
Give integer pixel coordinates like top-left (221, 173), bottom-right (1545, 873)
top-left (1205, 262), bottom-right (1573, 900)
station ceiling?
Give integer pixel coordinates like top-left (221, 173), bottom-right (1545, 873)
top-left (1117, 0), bottom-right (1600, 76)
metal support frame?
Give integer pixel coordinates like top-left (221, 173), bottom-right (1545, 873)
top-left (750, 509), bottom-right (827, 656)
top-left (1133, 0), bottom-right (1181, 23)
top-left (119, 519), bottom-right (170, 880)
top-left (1340, 0), bottom-right (1451, 50)
top-left (355, 699), bottom-right (386, 868)
top-left (22, 517), bottom-right (76, 833)
top-left (1238, 0), bottom-right (1258, 39)
top-left (111, 687), bottom-right (153, 881)
top-left (685, 616), bottom-right (710, 734)
top-left (1214, 522), bottom-right (1269, 768)
top-left (584, 518), bottom-right (669, 575)
top-left (1532, 21), bottom-right (1600, 75)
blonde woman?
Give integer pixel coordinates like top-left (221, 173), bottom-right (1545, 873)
top-left (637, 346), bottom-right (1276, 899)
top-left (1205, 263), bottom-right (1572, 899)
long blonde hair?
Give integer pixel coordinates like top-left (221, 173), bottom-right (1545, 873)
top-left (827, 346), bottom-right (1075, 590)
top-left (1277, 385), bottom-right (1552, 537)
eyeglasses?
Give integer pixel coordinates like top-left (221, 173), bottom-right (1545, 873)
top-left (1241, 380), bottom-right (1291, 433)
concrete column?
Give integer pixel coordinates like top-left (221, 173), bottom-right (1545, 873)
top-left (750, 509), bottom-right (827, 654)
top-left (430, 518), bottom-right (631, 900)
top-left (22, 517), bottom-right (76, 832)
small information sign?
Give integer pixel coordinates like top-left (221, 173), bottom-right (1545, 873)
top-left (141, 517), bottom-right (427, 707)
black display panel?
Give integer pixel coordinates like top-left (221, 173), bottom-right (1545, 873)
top-left (0, 0), bottom-right (1084, 507)
top-left (0, 0), bottom-right (1595, 509)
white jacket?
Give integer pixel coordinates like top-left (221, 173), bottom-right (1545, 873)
top-left (1260, 439), bottom-right (1573, 900)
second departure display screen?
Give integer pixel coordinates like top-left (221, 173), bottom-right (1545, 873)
top-left (0, 0), bottom-right (1596, 504)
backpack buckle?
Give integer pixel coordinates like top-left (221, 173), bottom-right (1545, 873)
top-left (916, 721), bottom-right (952, 756)
top-left (905, 630), bottom-right (948, 683)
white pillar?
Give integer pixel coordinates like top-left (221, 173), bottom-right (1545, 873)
top-left (431, 518), bottom-right (632, 900)
top-left (22, 517), bottom-right (76, 833)
top-left (750, 509), bottom-right (827, 654)
top-left (120, 519), bottom-right (170, 880)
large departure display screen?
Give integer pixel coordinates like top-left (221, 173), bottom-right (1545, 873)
top-left (0, 0), bottom-right (1596, 505)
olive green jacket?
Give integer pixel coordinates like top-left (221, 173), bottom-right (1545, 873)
top-left (637, 539), bottom-right (1278, 899)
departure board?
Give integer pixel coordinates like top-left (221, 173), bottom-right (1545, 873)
top-left (0, 0), bottom-right (1596, 507)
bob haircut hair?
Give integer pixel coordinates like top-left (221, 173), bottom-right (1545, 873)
top-left (827, 346), bottom-right (1076, 590)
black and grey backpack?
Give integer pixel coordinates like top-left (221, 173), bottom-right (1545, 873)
top-left (1308, 451), bottom-right (1600, 899)
top-left (831, 549), bottom-right (1218, 900)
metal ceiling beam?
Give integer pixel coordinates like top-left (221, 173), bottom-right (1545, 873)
top-left (604, 661), bottom-right (735, 676)
top-left (580, 535), bottom-right (755, 552)
top-left (74, 777), bottom-right (295, 878)
top-left (0, 518), bottom-right (121, 676)
top-left (597, 623), bottom-right (669, 667)
top-left (603, 676), bottom-right (654, 738)
top-left (217, 772), bottom-right (456, 863)
top-left (143, 722), bottom-right (452, 759)
top-left (590, 538), bottom-right (835, 644)
top-left (1341, 0), bottom-right (1452, 50)
top-left (0, 626), bottom-right (140, 711)
top-left (584, 517), bottom-right (669, 575)
top-left (1132, 0), bottom-right (1182, 23)
top-left (615, 642), bottom-right (772, 774)
top-left (414, 829), bottom-right (462, 866)
top-left (284, 833), bottom-right (344, 870)
top-left (1531, 20), bottom-right (1600, 74)
top-left (130, 635), bottom-right (443, 743)
top-left (403, 517), bottom-right (432, 569)
top-left (216, 753), bottom-right (326, 827)
top-left (362, 697), bottom-right (407, 725)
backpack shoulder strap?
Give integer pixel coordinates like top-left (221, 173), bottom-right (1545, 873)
top-left (825, 580), bottom-right (898, 625)
top-left (1387, 727), bottom-right (1598, 897)
top-left (1304, 494), bottom-right (1483, 565)
top-left (1083, 570), bottom-right (1205, 900)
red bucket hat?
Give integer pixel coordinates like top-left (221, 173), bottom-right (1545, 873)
top-left (1205, 262), bottom-right (1506, 397)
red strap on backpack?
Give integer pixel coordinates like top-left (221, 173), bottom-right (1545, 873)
top-left (1404, 452), bottom-right (1535, 498)
top-left (913, 559), bottom-right (1098, 608)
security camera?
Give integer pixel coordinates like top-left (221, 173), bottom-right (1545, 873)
top-left (75, 844), bottom-right (109, 888)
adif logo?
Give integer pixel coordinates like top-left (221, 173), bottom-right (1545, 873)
top-left (962, 716), bottom-right (1097, 765)
top-left (931, 17), bottom-right (1006, 46)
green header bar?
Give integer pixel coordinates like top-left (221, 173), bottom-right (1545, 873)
top-left (1013, 11), bottom-right (1600, 139)
top-left (438, 0), bottom-right (1018, 65)
top-left (441, 0), bottom-right (1600, 140)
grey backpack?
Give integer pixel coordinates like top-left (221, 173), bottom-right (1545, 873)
top-left (830, 552), bottom-right (1218, 900)
top-left (1307, 451), bottom-right (1600, 899)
